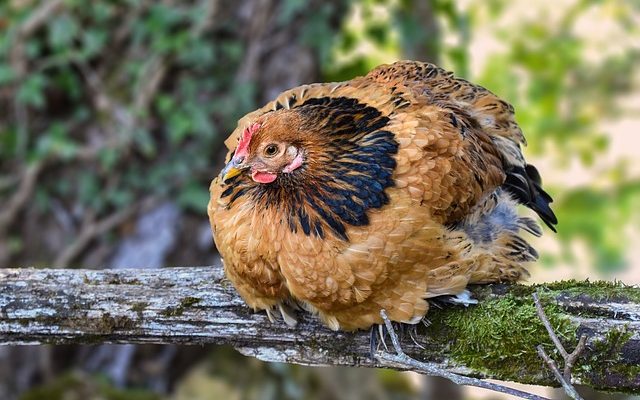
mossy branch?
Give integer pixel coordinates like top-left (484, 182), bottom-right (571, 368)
top-left (1, 266), bottom-right (639, 393)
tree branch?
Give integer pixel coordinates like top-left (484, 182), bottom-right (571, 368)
top-left (376, 310), bottom-right (550, 400)
top-left (0, 266), bottom-right (638, 394)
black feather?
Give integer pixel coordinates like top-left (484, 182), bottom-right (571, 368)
top-left (503, 164), bottom-right (557, 232)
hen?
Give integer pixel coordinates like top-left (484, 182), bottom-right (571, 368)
top-left (208, 61), bottom-right (557, 331)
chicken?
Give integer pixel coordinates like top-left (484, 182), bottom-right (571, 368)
top-left (208, 60), bottom-right (557, 331)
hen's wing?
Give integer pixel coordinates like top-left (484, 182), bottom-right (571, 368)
top-left (366, 61), bottom-right (557, 230)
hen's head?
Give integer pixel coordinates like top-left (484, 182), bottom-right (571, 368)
top-left (221, 111), bottom-right (306, 184)
top-left (217, 96), bottom-right (398, 240)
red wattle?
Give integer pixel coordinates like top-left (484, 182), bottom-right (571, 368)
top-left (252, 170), bottom-right (277, 183)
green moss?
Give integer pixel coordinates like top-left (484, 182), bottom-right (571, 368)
top-left (82, 274), bottom-right (99, 285)
top-left (26, 312), bottom-right (138, 335)
top-left (180, 296), bottom-right (201, 307)
top-left (160, 296), bottom-right (201, 317)
top-left (106, 275), bottom-right (142, 285)
top-left (95, 313), bottom-right (137, 332)
top-left (581, 325), bottom-right (640, 390)
top-left (470, 280), bottom-right (640, 303)
top-left (426, 281), bottom-right (640, 389)
top-left (131, 302), bottom-right (149, 319)
top-left (220, 278), bottom-right (233, 289)
top-left (538, 279), bottom-right (640, 303)
top-left (426, 291), bottom-right (577, 384)
top-left (82, 274), bottom-right (142, 286)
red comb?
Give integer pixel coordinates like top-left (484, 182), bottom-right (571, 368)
top-left (234, 123), bottom-right (260, 159)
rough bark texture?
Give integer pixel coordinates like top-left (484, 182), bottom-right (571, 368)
top-left (1, 266), bottom-right (639, 393)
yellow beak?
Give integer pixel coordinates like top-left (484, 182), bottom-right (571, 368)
top-left (222, 166), bottom-right (242, 182)
top-left (220, 158), bottom-right (246, 183)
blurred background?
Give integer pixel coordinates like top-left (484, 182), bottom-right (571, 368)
top-left (1, 0), bottom-right (639, 399)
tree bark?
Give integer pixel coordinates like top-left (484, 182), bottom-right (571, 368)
top-left (1, 265), bottom-right (639, 393)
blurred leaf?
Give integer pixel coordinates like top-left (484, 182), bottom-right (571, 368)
top-left (106, 188), bottom-right (134, 208)
top-left (0, 129), bottom-right (18, 158)
top-left (34, 124), bottom-right (77, 160)
top-left (0, 63), bottom-right (16, 84)
top-left (168, 110), bottom-right (193, 144)
top-left (77, 171), bottom-right (104, 211)
top-left (365, 22), bottom-right (388, 45)
top-left (134, 128), bottom-right (157, 157)
top-left (177, 182), bottom-right (210, 213)
top-left (48, 14), bottom-right (79, 49)
top-left (280, 0), bottom-right (307, 24)
top-left (80, 29), bottom-right (108, 57)
top-left (17, 73), bottom-right (47, 108)
top-left (20, 373), bottom-right (161, 400)
top-left (98, 148), bottom-right (120, 171)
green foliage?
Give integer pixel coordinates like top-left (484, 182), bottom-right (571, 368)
top-left (0, 0), bottom-right (343, 223)
top-left (554, 183), bottom-right (640, 271)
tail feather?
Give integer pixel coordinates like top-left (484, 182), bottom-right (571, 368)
top-left (503, 164), bottom-right (557, 232)
top-left (518, 217), bottom-right (543, 237)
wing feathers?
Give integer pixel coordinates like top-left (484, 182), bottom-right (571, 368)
top-left (365, 61), bottom-right (556, 230)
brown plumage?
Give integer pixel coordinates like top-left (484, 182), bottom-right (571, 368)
top-left (208, 61), bottom-right (557, 331)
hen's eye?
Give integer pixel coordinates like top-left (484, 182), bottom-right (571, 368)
top-left (264, 144), bottom-right (279, 157)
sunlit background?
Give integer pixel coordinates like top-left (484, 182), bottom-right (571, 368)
top-left (1, 0), bottom-right (639, 399)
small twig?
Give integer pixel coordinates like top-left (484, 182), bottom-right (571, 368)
top-left (533, 293), bottom-right (586, 400)
top-left (189, 0), bottom-right (219, 38)
top-left (0, 162), bottom-right (43, 234)
top-left (565, 334), bottom-right (587, 380)
top-left (0, 175), bottom-right (20, 192)
top-left (533, 292), bottom-right (568, 358)
top-left (9, 0), bottom-right (65, 156)
top-left (17, 0), bottom-right (65, 38)
top-left (376, 310), bottom-right (550, 400)
top-left (133, 56), bottom-right (168, 112)
top-left (536, 346), bottom-right (583, 400)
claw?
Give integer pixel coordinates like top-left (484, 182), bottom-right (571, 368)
top-left (408, 325), bottom-right (425, 350)
top-left (278, 303), bottom-right (298, 327)
top-left (378, 323), bottom-right (389, 352)
top-left (265, 308), bottom-right (277, 323)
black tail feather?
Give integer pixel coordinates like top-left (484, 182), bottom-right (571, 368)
top-left (503, 164), bottom-right (557, 232)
